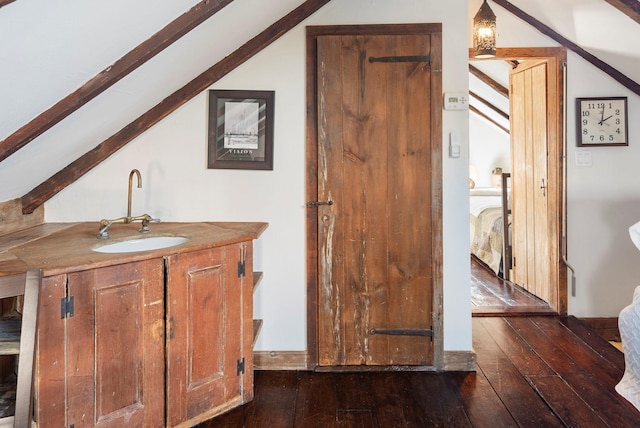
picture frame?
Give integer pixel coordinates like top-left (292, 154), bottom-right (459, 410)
top-left (208, 89), bottom-right (275, 169)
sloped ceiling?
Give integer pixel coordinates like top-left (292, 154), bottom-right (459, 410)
top-left (1, 0), bottom-right (640, 206)
top-left (468, 0), bottom-right (640, 132)
top-left (0, 0), bottom-right (307, 203)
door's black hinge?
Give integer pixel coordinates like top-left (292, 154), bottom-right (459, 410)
top-left (513, 257), bottom-right (516, 267)
top-left (369, 55), bottom-right (431, 64)
top-left (61, 295), bottom-right (75, 319)
top-left (369, 327), bottom-right (433, 338)
top-left (237, 357), bottom-right (245, 375)
top-left (237, 260), bottom-right (245, 278)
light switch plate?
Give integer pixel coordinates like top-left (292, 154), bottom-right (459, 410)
top-left (449, 132), bottom-right (461, 158)
top-left (575, 151), bottom-right (592, 167)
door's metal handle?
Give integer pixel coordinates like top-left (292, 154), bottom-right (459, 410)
top-left (306, 200), bottom-right (333, 207)
top-left (540, 179), bottom-right (546, 196)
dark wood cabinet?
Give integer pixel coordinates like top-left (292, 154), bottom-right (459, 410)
top-left (35, 241), bottom-right (256, 427)
top-left (36, 259), bottom-right (165, 426)
top-left (166, 243), bottom-right (254, 426)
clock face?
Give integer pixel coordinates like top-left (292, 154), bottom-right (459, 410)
top-left (577, 97), bottom-right (628, 146)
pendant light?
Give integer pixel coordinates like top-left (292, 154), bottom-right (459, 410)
top-left (473, 0), bottom-right (497, 58)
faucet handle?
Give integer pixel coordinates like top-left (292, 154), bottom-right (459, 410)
top-left (140, 215), bottom-right (160, 233)
top-left (97, 221), bottom-right (113, 239)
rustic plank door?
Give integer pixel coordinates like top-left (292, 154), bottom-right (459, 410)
top-left (315, 32), bottom-right (437, 367)
top-left (510, 60), bottom-right (551, 303)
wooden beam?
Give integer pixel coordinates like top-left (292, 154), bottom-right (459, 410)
top-left (506, 60), bottom-right (519, 69)
top-left (469, 64), bottom-right (509, 98)
top-left (0, 0), bottom-right (17, 8)
top-left (0, 0), bottom-right (235, 163)
top-left (469, 90), bottom-right (509, 120)
top-left (21, 0), bottom-right (332, 214)
top-left (470, 105), bottom-right (509, 135)
top-left (604, 0), bottom-right (640, 25)
top-left (492, 0), bottom-right (640, 96)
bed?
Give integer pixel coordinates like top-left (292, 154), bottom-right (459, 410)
top-left (469, 182), bottom-right (511, 278)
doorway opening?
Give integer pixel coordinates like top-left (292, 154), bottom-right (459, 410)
top-left (468, 48), bottom-right (568, 316)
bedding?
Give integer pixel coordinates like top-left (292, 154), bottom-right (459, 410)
top-left (469, 188), bottom-right (505, 275)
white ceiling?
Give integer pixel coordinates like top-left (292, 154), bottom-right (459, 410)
top-left (0, 0), bottom-right (305, 201)
top-left (0, 0), bottom-right (639, 203)
top-left (468, 0), bottom-right (640, 134)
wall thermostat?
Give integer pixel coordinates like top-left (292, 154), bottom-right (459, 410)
top-left (443, 92), bottom-right (469, 110)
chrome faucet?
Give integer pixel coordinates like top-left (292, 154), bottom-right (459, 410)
top-left (97, 169), bottom-right (160, 239)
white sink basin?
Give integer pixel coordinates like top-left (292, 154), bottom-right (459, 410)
top-left (93, 236), bottom-right (189, 253)
top-left (630, 221), bottom-right (640, 251)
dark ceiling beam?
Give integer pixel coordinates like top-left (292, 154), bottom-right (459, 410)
top-left (0, 0), bottom-right (235, 163)
top-left (506, 60), bottom-right (519, 69)
top-left (22, 0), bottom-right (332, 214)
top-left (492, 0), bottom-right (640, 96)
top-left (0, 0), bottom-right (17, 8)
top-left (604, 0), bottom-right (640, 25)
top-left (469, 64), bottom-right (509, 98)
top-left (469, 90), bottom-right (509, 120)
top-left (470, 105), bottom-right (509, 135)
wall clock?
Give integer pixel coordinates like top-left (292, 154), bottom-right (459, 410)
top-left (576, 97), bottom-right (628, 147)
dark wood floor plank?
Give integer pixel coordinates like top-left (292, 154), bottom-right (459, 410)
top-left (559, 316), bottom-right (625, 368)
top-left (527, 374), bottom-right (610, 428)
top-left (506, 317), bottom-right (640, 427)
top-left (336, 409), bottom-right (375, 427)
top-left (200, 370), bottom-right (299, 427)
top-left (471, 258), bottom-right (555, 315)
top-left (250, 370), bottom-right (299, 427)
top-left (293, 371), bottom-right (340, 428)
top-left (472, 318), bottom-right (564, 427)
top-left (472, 304), bottom-right (557, 316)
top-left (448, 371), bottom-right (517, 428)
top-left (408, 373), bottom-right (472, 427)
top-left (199, 314), bottom-right (639, 427)
top-left (333, 372), bottom-right (375, 410)
top-left (532, 316), bottom-right (623, 382)
top-left (470, 277), bottom-right (506, 307)
top-left (477, 317), bottom-right (556, 377)
top-left (370, 371), bottom-right (422, 427)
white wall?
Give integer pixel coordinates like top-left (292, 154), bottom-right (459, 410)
top-left (469, 0), bottom-right (640, 317)
top-left (566, 57), bottom-right (640, 317)
top-left (45, 0), bottom-right (472, 353)
top-left (469, 115), bottom-right (510, 188)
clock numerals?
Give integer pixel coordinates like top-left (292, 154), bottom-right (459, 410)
top-left (576, 97), bottom-right (628, 147)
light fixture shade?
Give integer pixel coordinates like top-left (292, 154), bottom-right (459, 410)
top-left (473, 0), bottom-right (496, 58)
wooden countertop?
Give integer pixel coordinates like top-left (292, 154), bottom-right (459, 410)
top-left (0, 221), bottom-right (268, 277)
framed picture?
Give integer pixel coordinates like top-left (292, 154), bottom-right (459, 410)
top-left (208, 89), bottom-right (275, 169)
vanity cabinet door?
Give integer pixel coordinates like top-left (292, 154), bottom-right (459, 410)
top-left (165, 243), bottom-right (253, 426)
top-left (67, 259), bottom-right (165, 427)
top-left (36, 274), bottom-right (68, 426)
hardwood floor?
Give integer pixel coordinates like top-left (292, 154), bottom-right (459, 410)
top-left (201, 315), bottom-right (639, 427)
top-left (471, 256), bottom-right (556, 316)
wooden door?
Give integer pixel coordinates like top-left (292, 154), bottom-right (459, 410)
top-left (166, 244), bottom-right (252, 426)
top-left (66, 259), bottom-right (165, 427)
top-left (510, 60), bottom-right (551, 303)
top-left (314, 30), bottom-right (440, 367)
